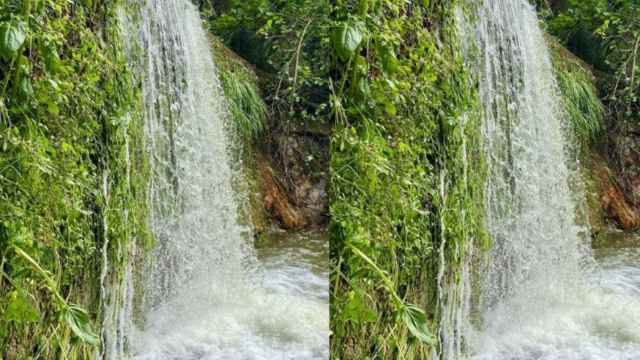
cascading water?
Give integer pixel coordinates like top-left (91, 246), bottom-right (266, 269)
top-left (452, 0), bottom-right (640, 359)
top-left (101, 0), bottom-right (329, 358)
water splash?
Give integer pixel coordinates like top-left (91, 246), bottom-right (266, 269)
top-left (460, 0), bottom-right (640, 359)
top-left (101, 0), bottom-right (329, 358)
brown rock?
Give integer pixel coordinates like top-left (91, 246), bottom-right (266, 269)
top-left (259, 159), bottom-right (307, 230)
top-left (602, 182), bottom-right (640, 230)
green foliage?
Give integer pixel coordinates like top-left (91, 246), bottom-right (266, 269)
top-left (332, 21), bottom-right (365, 61)
top-left (206, 1), bottom-right (487, 358)
top-left (212, 42), bottom-right (268, 139)
top-left (556, 66), bottom-right (605, 141)
top-left (329, 1), bottom-right (487, 358)
top-left (0, 0), bottom-right (149, 356)
top-left (0, 20), bottom-right (27, 60)
top-left (208, 0), bottom-right (333, 125)
top-left (549, 38), bottom-right (605, 143)
top-left (221, 70), bottom-right (268, 139)
top-left (547, 0), bottom-right (640, 117)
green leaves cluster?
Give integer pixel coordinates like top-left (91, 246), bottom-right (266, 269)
top-left (329, 1), bottom-right (486, 358)
top-left (0, 0), bottom-right (149, 356)
top-left (208, 0), bottom-right (333, 126)
top-left (206, 1), bottom-right (487, 357)
top-left (547, 0), bottom-right (640, 117)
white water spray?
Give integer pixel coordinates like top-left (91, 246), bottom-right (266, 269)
top-left (101, 0), bottom-right (328, 358)
top-left (456, 1), bottom-right (640, 359)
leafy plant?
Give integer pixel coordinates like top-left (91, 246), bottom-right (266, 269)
top-left (219, 66), bottom-right (268, 139)
top-left (0, 0), bottom-right (150, 356)
top-left (548, 0), bottom-right (640, 116)
top-left (0, 19), bottom-right (27, 60)
top-left (333, 20), bottom-right (365, 61)
top-left (329, 1), bottom-right (487, 358)
top-left (548, 37), bottom-right (605, 143)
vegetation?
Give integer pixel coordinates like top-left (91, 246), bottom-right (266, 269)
top-left (206, 0), bottom-right (333, 128)
top-left (545, 0), bottom-right (639, 118)
top-left (2, 0), bottom-right (639, 357)
top-left (548, 38), bottom-right (605, 143)
top-left (203, 0), bottom-right (487, 357)
top-left (0, 0), bottom-right (148, 357)
top-left (212, 38), bottom-right (268, 140)
top-left (328, 2), bottom-right (487, 357)
top-left (543, 0), bottom-right (640, 226)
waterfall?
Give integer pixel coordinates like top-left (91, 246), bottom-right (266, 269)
top-left (455, 0), bottom-right (640, 359)
top-left (102, 0), bottom-right (329, 358)
top-left (476, 0), bottom-right (587, 313)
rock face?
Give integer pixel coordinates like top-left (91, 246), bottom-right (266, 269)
top-left (273, 129), bottom-right (329, 227)
top-left (603, 116), bottom-right (640, 230)
top-left (259, 158), bottom-right (308, 229)
top-left (584, 151), bottom-right (640, 231)
top-left (602, 180), bottom-right (640, 230)
top-left (611, 119), bottom-right (640, 203)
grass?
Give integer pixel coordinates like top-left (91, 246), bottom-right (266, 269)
top-left (219, 68), bottom-right (268, 139)
top-left (548, 35), bottom-right (605, 143)
top-left (210, 36), bottom-right (268, 140)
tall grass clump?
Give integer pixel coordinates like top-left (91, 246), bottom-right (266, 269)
top-left (219, 68), bottom-right (268, 139)
top-left (211, 36), bottom-right (268, 140)
top-left (556, 66), bottom-right (604, 142)
top-left (548, 36), bottom-right (605, 143)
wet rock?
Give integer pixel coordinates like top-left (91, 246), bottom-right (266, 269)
top-left (612, 122), bottom-right (640, 207)
top-left (602, 181), bottom-right (640, 230)
top-left (271, 128), bottom-right (329, 227)
top-left (259, 158), bottom-right (307, 230)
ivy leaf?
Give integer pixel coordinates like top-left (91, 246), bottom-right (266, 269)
top-left (333, 21), bottom-right (365, 60)
top-left (0, 20), bottom-right (27, 60)
top-left (400, 304), bottom-right (436, 345)
top-left (63, 305), bottom-right (100, 345)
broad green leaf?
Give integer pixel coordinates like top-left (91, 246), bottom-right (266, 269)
top-left (400, 304), bottom-right (436, 345)
top-left (333, 21), bottom-right (365, 60)
top-left (0, 20), bottom-right (27, 60)
top-left (17, 75), bottom-right (33, 98)
top-left (63, 305), bottom-right (99, 345)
